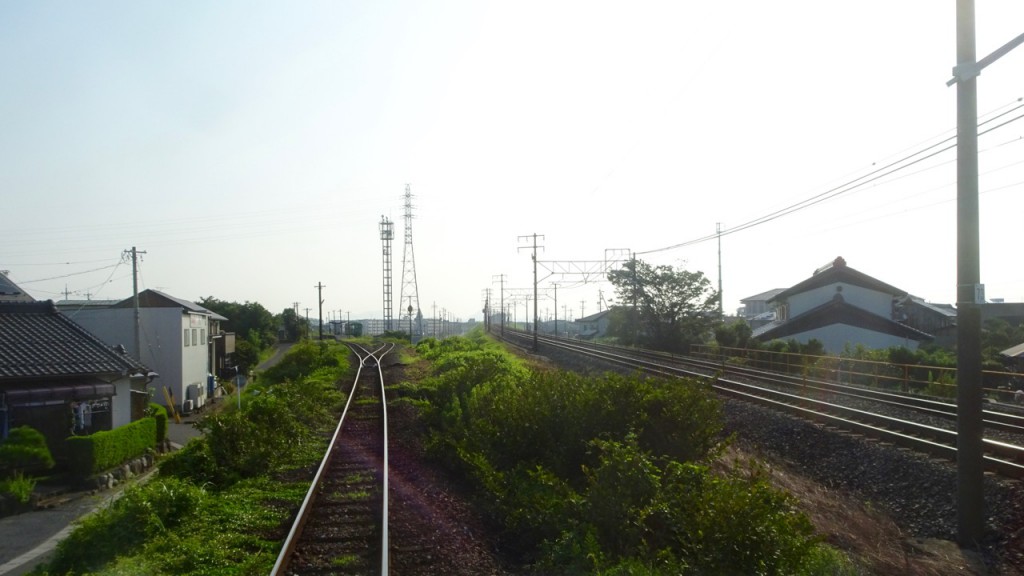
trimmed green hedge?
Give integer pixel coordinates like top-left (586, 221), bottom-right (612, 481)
top-left (65, 417), bottom-right (157, 477)
top-left (149, 403), bottom-right (168, 444)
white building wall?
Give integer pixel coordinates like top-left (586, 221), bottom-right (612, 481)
top-left (787, 283), bottom-right (893, 318)
top-left (180, 313), bottom-right (210, 411)
top-left (112, 377), bottom-right (133, 428)
top-left (63, 306), bottom-right (212, 414)
top-left (788, 324), bottom-right (920, 355)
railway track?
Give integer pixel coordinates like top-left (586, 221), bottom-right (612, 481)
top-left (502, 329), bottom-right (1024, 479)
top-left (272, 342), bottom-right (393, 575)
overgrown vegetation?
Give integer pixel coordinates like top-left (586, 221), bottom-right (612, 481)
top-left (403, 331), bottom-right (856, 574)
top-left (32, 340), bottom-right (351, 575)
top-left (0, 426), bottom-right (53, 509)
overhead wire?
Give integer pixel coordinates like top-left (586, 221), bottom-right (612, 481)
top-left (636, 98), bottom-right (1024, 257)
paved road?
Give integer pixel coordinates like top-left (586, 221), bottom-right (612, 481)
top-left (0, 344), bottom-right (294, 575)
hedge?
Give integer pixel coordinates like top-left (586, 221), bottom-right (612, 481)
top-left (65, 417), bottom-right (158, 478)
top-left (149, 403), bottom-right (168, 445)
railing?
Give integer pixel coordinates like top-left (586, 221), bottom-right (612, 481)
top-left (690, 344), bottom-right (1024, 401)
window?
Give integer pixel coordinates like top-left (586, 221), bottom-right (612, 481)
top-left (201, 328), bottom-right (206, 344)
top-left (192, 328), bottom-right (197, 346)
top-left (184, 329), bottom-right (190, 347)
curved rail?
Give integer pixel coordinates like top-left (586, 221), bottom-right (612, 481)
top-left (271, 341), bottom-right (394, 576)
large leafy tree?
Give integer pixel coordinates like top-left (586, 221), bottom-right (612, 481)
top-left (606, 259), bottom-right (719, 353)
top-left (197, 297), bottom-right (277, 350)
top-left (278, 307), bottom-right (307, 342)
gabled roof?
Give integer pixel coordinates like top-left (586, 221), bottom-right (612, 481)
top-left (753, 294), bottom-right (933, 343)
top-left (0, 301), bottom-right (147, 380)
top-left (111, 289), bottom-right (228, 321)
top-left (901, 296), bottom-right (957, 318)
top-left (1001, 342), bottom-right (1024, 359)
top-left (0, 271), bottom-right (34, 303)
top-left (741, 288), bottom-right (786, 303)
top-left (770, 257), bottom-right (907, 303)
top-left (576, 310), bottom-right (610, 323)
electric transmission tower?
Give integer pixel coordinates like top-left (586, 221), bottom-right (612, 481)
top-left (380, 216), bottom-right (394, 331)
top-left (398, 184), bottom-right (423, 341)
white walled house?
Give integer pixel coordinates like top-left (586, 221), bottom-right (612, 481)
top-left (752, 257), bottom-right (933, 354)
top-left (58, 290), bottom-right (228, 415)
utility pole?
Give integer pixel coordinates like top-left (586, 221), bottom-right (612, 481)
top-left (122, 246), bottom-right (146, 361)
top-left (551, 283), bottom-right (558, 339)
top-left (717, 222), bottom-right (724, 318)
top-left (580, 300), bottom-right (586, 320)
top-left (315, 283), bottom-right (325, 340)
top-left (493, 274), bottom-right (507, 336)
top-left (947, 2), bottom-right (1024, 547)
top-left (518, 234), bottom-right (544, 352)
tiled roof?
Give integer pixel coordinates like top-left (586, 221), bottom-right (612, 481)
top-left (0, 300), bottom-right (146, 380)
top-left (753, 295), bottom-right (933, 343)
top-left (771, 258), bottom-right (906, 304)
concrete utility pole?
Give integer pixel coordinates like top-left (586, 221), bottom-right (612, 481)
top-left (717, 222), bottom-right (724, 318)
top-left (947, 1), bottom-right (1024, 547)
top-left (123, 246), bottom-right (146, 361)
top-left (518, 234), bottom-right (545, 352)
top-left (493, 274), bottom-right (507, 336)
top-left (551, 283), bottom-right (559, 339)
top-left (315, 283), bottom-right (325, 340)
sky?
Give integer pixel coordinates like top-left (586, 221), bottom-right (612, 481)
top-left (2, 2), bottom-right (1023, 325)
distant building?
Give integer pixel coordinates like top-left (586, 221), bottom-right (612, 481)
top-left (737, 288), bottom-right (785, 320)
top-left (0, 271), bottom-right (34, 303)
top-left (752, 257), bottom-right (933, 354)
top-left (576, 310), bottom-right (611, 340)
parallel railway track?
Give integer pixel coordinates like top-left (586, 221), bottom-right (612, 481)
top-left (502, 329), bottom-right (1024, 479)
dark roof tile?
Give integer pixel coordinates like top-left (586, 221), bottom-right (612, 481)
top-left (0, 301), bottom-right (146, 380)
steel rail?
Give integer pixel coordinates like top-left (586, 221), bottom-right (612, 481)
top-left (514, 329), bottom-right (1024, 434)
top-left (270, 342), bottom-right (394, 576)
top-left (502, 330), bottom-right (1024, 478)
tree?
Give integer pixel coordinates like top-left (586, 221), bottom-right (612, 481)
top-left (278, 307), bottom-right (307, 342)
top-left (197, 297), bottom-right (277, 350)
top-left (606, 259), bottom-right (719, 354)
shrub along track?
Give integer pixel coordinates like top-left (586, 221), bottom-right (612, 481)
top-left (512, 333), bottom-right (1024, 575)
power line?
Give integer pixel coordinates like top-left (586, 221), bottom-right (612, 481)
top-left (637, 104), bottom-right (1024, 256)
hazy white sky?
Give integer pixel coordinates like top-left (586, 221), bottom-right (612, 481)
top-left (2, 2), bottom-right (1022, 324)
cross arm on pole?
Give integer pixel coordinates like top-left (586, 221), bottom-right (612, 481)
top-left (947, 31), bottom-right (1024, 86)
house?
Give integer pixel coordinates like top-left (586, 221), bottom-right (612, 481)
top-left (0, 271), bottom-right (34, 303)
top-left (57, 289), bottom-right (230, 416)
top-left (895, 295), bottom-right (957, 349)
top-left (576, 310), bottom-right (611, 340)
top-left (752, 257), bottom-right (933, 354)
top-left (737, 288), bottom-right (785, 320)
top-left (0, 298), bottom-right (154, 462)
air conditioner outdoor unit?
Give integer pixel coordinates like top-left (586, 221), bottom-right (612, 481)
top-left (183, 399), bottom-right (194, 414)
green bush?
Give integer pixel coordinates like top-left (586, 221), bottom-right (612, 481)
top-left (415, 334), bottom-right (830, 574)
top-left (260, 339), bottom-right (350, 385)
top-left (47, 477), bottom-right (205, 574)
top-left (0, 426), bottom-right (54, 476)
top-left (149, 403), bottom-right (168, 444)
top-left (65, 417), bottom-right (157, 477)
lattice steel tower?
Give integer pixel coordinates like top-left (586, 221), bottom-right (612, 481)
top-left (380, 216), bottom-right (394, 331)
top-left (398, 184), bottom-right (424, 340)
